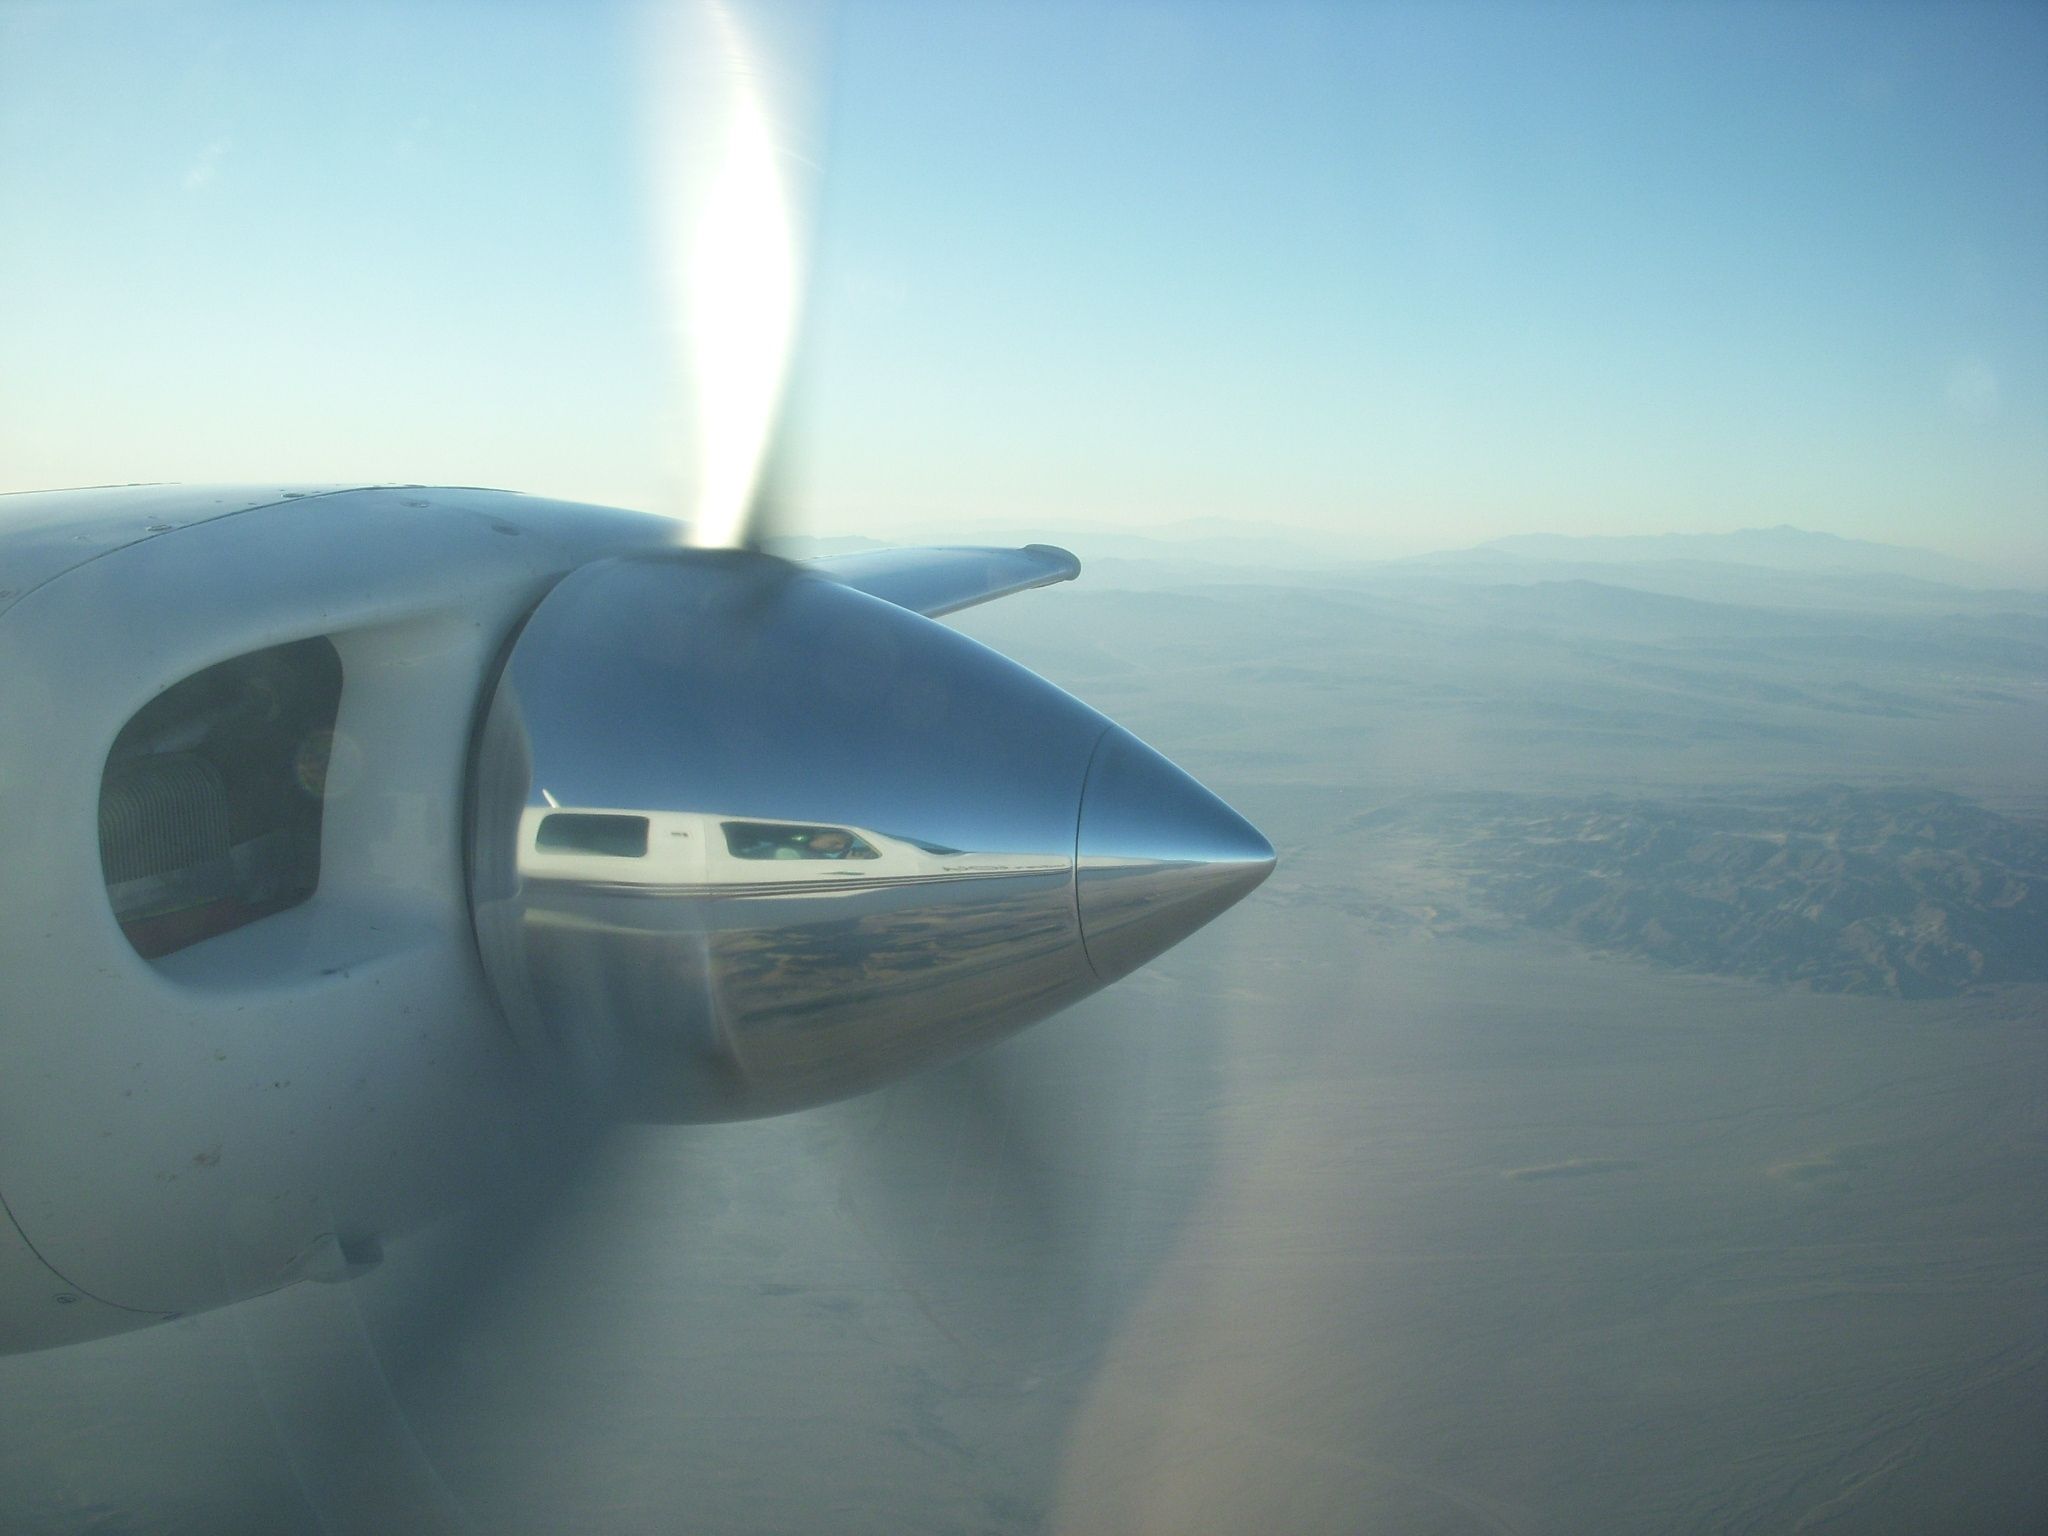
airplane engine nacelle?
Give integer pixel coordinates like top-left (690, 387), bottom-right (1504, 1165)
top-left (469, 552), bottom-right (1272, 1121)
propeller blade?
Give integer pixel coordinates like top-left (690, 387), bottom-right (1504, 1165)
top-left (646, 0), bottom-right (827, 551)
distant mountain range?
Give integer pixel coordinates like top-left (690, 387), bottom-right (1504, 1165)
top-left (1452, 527), bottom-right (2003, 587)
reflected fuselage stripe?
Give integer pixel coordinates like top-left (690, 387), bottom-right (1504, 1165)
top-left (522, 867), bottom-right (1063, 898)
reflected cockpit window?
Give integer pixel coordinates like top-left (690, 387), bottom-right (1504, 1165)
top-left (535, 813), bottom-right (650, 858)
top-left (722, 820), bottom-right (879, 861)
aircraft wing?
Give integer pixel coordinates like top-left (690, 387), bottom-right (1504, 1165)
top-left (805, 544), bottom-right (1081, 617)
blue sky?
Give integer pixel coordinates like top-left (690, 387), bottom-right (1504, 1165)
top-left (2, 1), bottom-right (2043, 567)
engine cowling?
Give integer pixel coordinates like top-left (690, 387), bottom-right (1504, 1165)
top-left (469, 551), bottom-right (1273, 1120)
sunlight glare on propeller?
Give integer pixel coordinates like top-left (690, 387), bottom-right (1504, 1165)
top-left (643, 0), bottom-right (825, 550)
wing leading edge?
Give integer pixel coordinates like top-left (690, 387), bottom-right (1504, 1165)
top-left (805, 544), bottom-right (1080, 618)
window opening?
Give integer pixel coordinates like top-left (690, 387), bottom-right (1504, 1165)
top-left (721, 820), bottom-right (879, 861)
top-left (534, 812), bottom-right (650, 858)
top-left (99, 638), bottom-right (342, 958)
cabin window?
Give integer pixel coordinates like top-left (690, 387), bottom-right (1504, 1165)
top-left (534, 813), bottom-right (650, 858)
top-left (100, 638), bottom-right (342, 959)
top-left (721, 821), bottom-right (879, 861)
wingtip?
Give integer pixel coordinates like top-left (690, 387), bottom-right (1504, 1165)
top-left (1022, 543), bottom-right (1082, 583)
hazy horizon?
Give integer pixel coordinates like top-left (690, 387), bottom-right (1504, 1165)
top-left (11, 478), bottom-right (2045, 586)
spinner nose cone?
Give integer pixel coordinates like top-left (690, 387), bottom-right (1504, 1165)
top-left (1076, 727), bottom-right (1276, 983)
